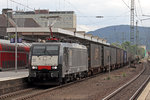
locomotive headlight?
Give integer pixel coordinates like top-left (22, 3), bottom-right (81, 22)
top-left (32, 66), bottom-right (37, 69)
top-left (52, 66), bottom-right (57, 69)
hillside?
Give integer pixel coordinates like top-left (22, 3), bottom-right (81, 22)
top-left (88, 25), bottom-right (150, 49)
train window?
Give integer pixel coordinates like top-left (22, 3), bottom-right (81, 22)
top-left (32, 45), bottom-right (59, 56)
top-left (46, 46), bottom-right (59, 55)
top-left (32, 46), bottom-right (45, 55)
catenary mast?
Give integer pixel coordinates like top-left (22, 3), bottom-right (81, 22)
top-left (130, 0), bottom-right (135, 44)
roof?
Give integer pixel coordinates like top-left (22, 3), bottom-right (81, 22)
top-left (35, 10), bottom-right (49, 14)
top-left (0, 14), bottom-right (13, 27)
top-left (32, 42), bottom-right (87, 49)
top-left (0, 14), bottom-right (39, 28)
top-left (15, 10), bottom-right (75, 15)
top-left (7, 27), bottom-right (109, 45)
top-left (15, 18), bottom-right (40, 27)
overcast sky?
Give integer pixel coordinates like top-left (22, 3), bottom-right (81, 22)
top-left (0, 0), bottom-right (150, 31)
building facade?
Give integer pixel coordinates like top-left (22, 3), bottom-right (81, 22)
top-left (14, 10), bottom-right (77, 32)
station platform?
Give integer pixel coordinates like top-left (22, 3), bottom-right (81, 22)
top-left (0, 69), bottom-right (28, 81)
top-left (138, 82), bottom-right (150, 100)
top-left (0, 69), bottom-right (29, 95)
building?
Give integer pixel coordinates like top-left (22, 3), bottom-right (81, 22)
top-left (0, 9), bottom-right (15, 39)
top-left (0, 8), bottom-right (40, 40)
top-left (13, 10), bottom-right (77, 32)
top-left (2, 9), bottom-right (107, 44)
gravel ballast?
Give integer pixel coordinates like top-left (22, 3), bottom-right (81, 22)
top-left (28, 63), bottom-right (144, 100)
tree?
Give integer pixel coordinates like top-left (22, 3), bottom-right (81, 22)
top-left (112, 41), bottom-right (145, 58)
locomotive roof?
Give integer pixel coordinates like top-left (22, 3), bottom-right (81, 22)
top-left (32, 42), bottom-right (87, 49)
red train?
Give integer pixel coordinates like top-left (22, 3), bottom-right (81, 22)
top-left (0, 39), bottom-right (30, 71)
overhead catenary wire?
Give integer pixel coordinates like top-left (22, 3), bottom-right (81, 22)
top-left (9, 0), bottom-right (34, 10)
top-left (121, 0), bottom-right (149, 31)
top-left (64, 0), bottom-right (82, 14)
top-left (64, 0), bottom-right (97, 27)
top-left (121, 0), bottom-right (130, 9)
top-left (79, 11), bottom-right (131, 25)
top-left (137, 0), bottom-right (143, 15)
top-left (121, 0), bottom-right (142, 21)
top-left (78, 15), bottom-right (128, 18)
top-left (135, 3), bottom-right (141, 21)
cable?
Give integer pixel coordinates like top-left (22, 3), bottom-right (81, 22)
top-left (137, 0), bottom-right (143, 15)
top-left (121, 0), bottom-right (130, 9)
top-left (78, 15), bottom-right (129, 18)
top-left (64, 0), bottom-right (82, 14)
top-left (64, 0), bottom-right (96, 27)
top-left (7, 0), bottom-right (8, 8)
top-left (9, 0), bottom-right (34, 10)
top-left (135, 3), bottom-right (141, 21)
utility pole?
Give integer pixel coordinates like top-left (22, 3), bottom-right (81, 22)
top-left (122, 32), bottom-right (125, 43)
top-left (130, 0), bottom-right (135, 44)
top-left (136, 20), bottom-right (139, 54)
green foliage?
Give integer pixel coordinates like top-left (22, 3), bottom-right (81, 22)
top-left (10, 34), bottom-right (15, 39)
top-left (112, 41), bottom-right (145, 58)
top-left (137, 48), bottom-right (145, 58)
top-left (111, 42), bottom-right (122, 48)
top-left (122, 73), bottom-right (126, 77)
top-left (107, 76), bottom-right (111, 80)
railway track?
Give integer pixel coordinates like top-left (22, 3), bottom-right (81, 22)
top-left (102, 63), bottom-right (150, 100)
top-left (0, 63), bottom-right (145, 100)
top-left (0, 70), bottom-right (105, 100)
top-left (0, 88), bottom-right (38, 100)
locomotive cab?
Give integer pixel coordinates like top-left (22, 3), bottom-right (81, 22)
top-left (28, 42), bottom-right (88, 85)
top-left (28, 43), bottom-right (62, 84)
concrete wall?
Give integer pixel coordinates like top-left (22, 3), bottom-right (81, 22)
top-left (0, 77), bottom-right (28, 96)
top-left (14, 11), bottom-right (76, 29)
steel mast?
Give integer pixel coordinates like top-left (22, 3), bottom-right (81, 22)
top-left (130, 0), bottom-right (135, 44)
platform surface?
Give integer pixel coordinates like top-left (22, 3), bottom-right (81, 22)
top-left (0, 69), bottom-right (28, 81)
top-left (138, 82), bottom-right (150, 100)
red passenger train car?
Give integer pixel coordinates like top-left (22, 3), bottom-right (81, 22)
top-left (0, 39), bottom-right (30, 71)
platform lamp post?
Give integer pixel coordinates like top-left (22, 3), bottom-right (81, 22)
top-left (15, 18), bottom-right (18, 72)
top-left (109, 47), bottom-right (111, 79)
top-left (7, 10), bottom-right (18, 72)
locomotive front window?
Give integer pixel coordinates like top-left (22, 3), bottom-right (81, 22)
top-left (33, 46), bottom-right (45, 55)
top-left (32, 45), bottom-right (59, 56)
top-left (46, 46), bottom-right (59, 55)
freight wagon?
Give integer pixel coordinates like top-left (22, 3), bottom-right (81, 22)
top-left (110, 45), bottom-right (117, 69)
top-left (88, 43), bottom-right (102, 75)
top-left (103, 45), bottom-right (110, 71)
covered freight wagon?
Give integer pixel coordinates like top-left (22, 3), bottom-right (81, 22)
top-left (120, 49), bottom-right (124, 66)
top-left (123, 50), bottom-right (127, 65)
top-left (110, 46), bottom-right (117, 69)
top-left (103, 45), bottom-right (110, 71)
top-left (89, 43), bottom-right (102, 74)
top-left (116, 48), bottom-right (121, 67)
